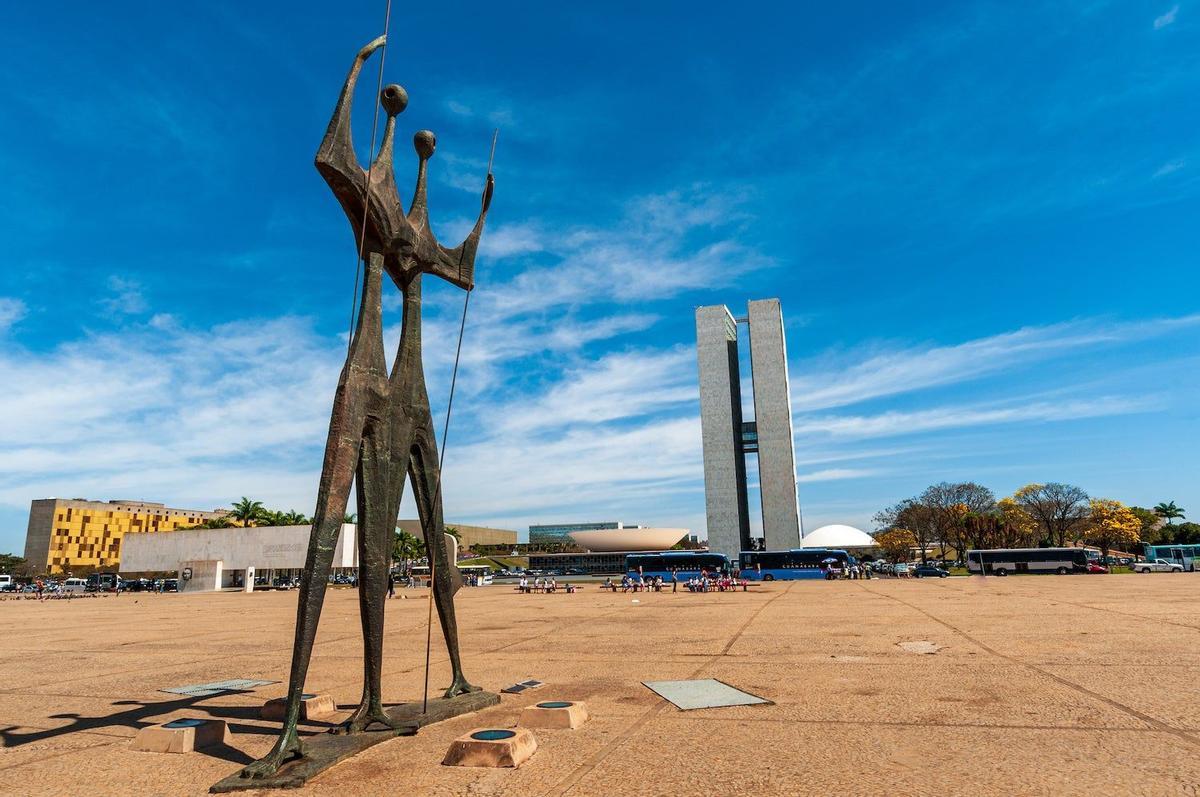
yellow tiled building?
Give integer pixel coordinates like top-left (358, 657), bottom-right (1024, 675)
top-left (23, 498), bottom-right (229, 574)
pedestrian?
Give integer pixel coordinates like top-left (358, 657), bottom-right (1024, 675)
top-left (387, 571), bottom-right (395, 599)
top-left (671, 569), bottom-right (678, 593)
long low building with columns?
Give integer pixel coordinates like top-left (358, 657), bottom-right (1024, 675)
top-left (119, 524), bottom-right (358, 593)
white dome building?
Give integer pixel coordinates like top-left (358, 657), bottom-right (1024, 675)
top-left (798, 524), bottom-right (877, 550)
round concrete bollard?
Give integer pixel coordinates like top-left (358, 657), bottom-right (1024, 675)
top-left (131, 718), bottom-right (231, 753)
top-left (442, 727), bottom-right (538, 768)
top-left (261, 692), bottom-right (337, 722)
top-left (519, 700), bottom-right (589, 730)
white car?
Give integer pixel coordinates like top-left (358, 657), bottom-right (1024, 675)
top-left (1135, 559), bottom-right (1184, 573)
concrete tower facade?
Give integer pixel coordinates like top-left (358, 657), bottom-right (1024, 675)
top-left (695, 300), bottom-right (801, 560)
top-left (695, 305), bottom-right (752, 560)
top-left (747, 299), bottom-right (803, 551)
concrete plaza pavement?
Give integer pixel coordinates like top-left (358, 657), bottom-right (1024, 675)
top-left (1, 576), bottom-right (1198, 795)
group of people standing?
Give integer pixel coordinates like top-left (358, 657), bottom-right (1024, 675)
top-left (517, 576), bottom-right (576, 593)
top-left (824, 562), bottom-right (870, 580)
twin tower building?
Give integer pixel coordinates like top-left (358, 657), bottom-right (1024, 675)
top-left (695, 299), bottom-right (802, 561)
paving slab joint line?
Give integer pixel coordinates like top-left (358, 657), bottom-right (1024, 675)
top-left (859, 583), bottom-right (1200, 750)
top-left (544, 584), bottom-right (793, 797)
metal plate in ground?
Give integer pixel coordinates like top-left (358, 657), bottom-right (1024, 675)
top-left (642, 678), bottom-right (771, 710)
top-left (160, 678), bottom-right (279, 697)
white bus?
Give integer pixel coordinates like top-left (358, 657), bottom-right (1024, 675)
top-left (966, 548), bottom-right (1089, 576)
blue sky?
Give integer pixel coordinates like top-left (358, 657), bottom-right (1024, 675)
top-left (1, 1), bottom-right (1197, 552)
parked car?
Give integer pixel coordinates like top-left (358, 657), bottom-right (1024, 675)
top-left (162, 579), bottom-right (179, 592)
top-left (893, 563), bottom-right (910, 577)
top-left (1135, 559), bottom-right (1184, 573)
top-left (912, 565), bottom-right (949, 578)
top-left (1085, 562), bottom-right (1109, 574)
top-left (61, 577), bottom-right (88, 593)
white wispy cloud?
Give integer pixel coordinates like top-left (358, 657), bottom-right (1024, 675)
top-left (101, 276), bottom-right (148, 316)
top-left (1154, 5), bottom-right (1179, 28)
top-left (0, 298), bottom-right (27, 334)
top-left (796, 468), bottom-right (875, 483)
top-left (790, 314), bottom-right (1200, 411)
top-left (794, 395), bottom-right (1155, 439)
top-left (1153, 159), bottom-right (1186, 178)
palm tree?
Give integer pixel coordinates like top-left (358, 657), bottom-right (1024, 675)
top-left (343, 512), bottom-right (357, 524)
top-left (281, 510), bottom-right (310, 525)
top-left (393, 530), bottom-right (423, 567)
top-left (201, 516), bottom-right (237, 529)
top-left (229, 497), bottom-right (265, 527)
top-left (1154, 501), bottom-right (1186, 525)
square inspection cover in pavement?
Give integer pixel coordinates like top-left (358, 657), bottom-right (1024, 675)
top-left (642, 679), bottom-right (771, 710)
top-left (160, 679), bottom-right (279, 697)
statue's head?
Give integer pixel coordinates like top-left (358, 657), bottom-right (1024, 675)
top-left (414, 130), bottom-right (436, 160)
top-left (381, 84), bottom-right (408, 117)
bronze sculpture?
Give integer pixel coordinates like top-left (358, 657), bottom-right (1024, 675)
top-left (239, 35), bottom-right (493, 779)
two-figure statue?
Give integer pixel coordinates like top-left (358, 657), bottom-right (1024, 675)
top-left (242, 35), bottom-right (493, 778)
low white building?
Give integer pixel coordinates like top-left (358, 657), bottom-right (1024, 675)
top-left (120, 524), bottom-right (357, 593)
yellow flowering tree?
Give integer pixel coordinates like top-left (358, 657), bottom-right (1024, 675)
top-left (874, 528), bottom-right (917, 562)
top-left (1084, 499), bottom-right (1141, 561)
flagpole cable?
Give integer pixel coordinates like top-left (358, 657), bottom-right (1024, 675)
top-left (421, 129), bottom-right (497, 713)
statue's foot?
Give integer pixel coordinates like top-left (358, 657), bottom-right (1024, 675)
top-left (334, 703), bottom-right (418, 736)
top-left (443, 676), bottom-right (482, 699)
top-left (240, 733), bottom-right (303, 779)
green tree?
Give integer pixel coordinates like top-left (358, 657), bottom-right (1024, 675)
top-left (0, 552), bottom-right (26, 573)
top-left (229, 497), bottom-right (265, 527)
top-left (919, 482), bottom-right (996, 560)
top-left (1012, 483), bottom-right (1090, 547)
top-left (1129, 507), bottom-right (1166, 543)
top-left (392, 530), bottom-right (424, 568)
top-left (280, 510), bottom-right (310, 525)
top-left (343, 513), bottom-right (357, 524)
top-left (875, 499), bottom-right (937, 563)
top-left (1153, 501), bottom-right (1186, 525)
top-left (1169, 522), bottom-right (1200, 545)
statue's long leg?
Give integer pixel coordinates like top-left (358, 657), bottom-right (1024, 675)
top-left (240, 384), bottom-right (367, 777)
top-left (409, 421), bottom-right (479, 699)
top-left (338, 427), bottom-right (416, 735)
top-left (241, 254), bottom-right (389, 779)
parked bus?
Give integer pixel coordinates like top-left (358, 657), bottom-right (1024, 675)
top-left (625, 552), bottom-right (730, 580)
top-left (965, 548), bottom-right (1089, 576)
top-left (1142, 543), bottom-right (1199, 572)
top-left (739, 549), bottom-right (855, 581)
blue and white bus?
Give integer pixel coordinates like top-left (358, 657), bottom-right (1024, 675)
top-left (739, 549), bottom-right (855, 581)
top-left (625, 552), bottom-right (730, 580)
top-left (1142, 543), bottom-right (1199, 572)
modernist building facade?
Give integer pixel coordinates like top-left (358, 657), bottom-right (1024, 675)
top-left (23, 498), bottom-right (229, 574)
top-left (395, 519), bottom-right (518, 549)
top-left (528, 521), bottom-right (627, 548)
top-left (696, 299), bottom-right (802, 560)
top-left (120, 523), bottom-right (358, 592)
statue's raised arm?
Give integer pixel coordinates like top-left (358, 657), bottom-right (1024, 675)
top-left (432, 172), bottom-right (494, 291)
top-left (315, 36), bottom-right (388, 218)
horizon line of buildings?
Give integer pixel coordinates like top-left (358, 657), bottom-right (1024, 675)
top-left (18, 496), bottom-right (702, 575)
